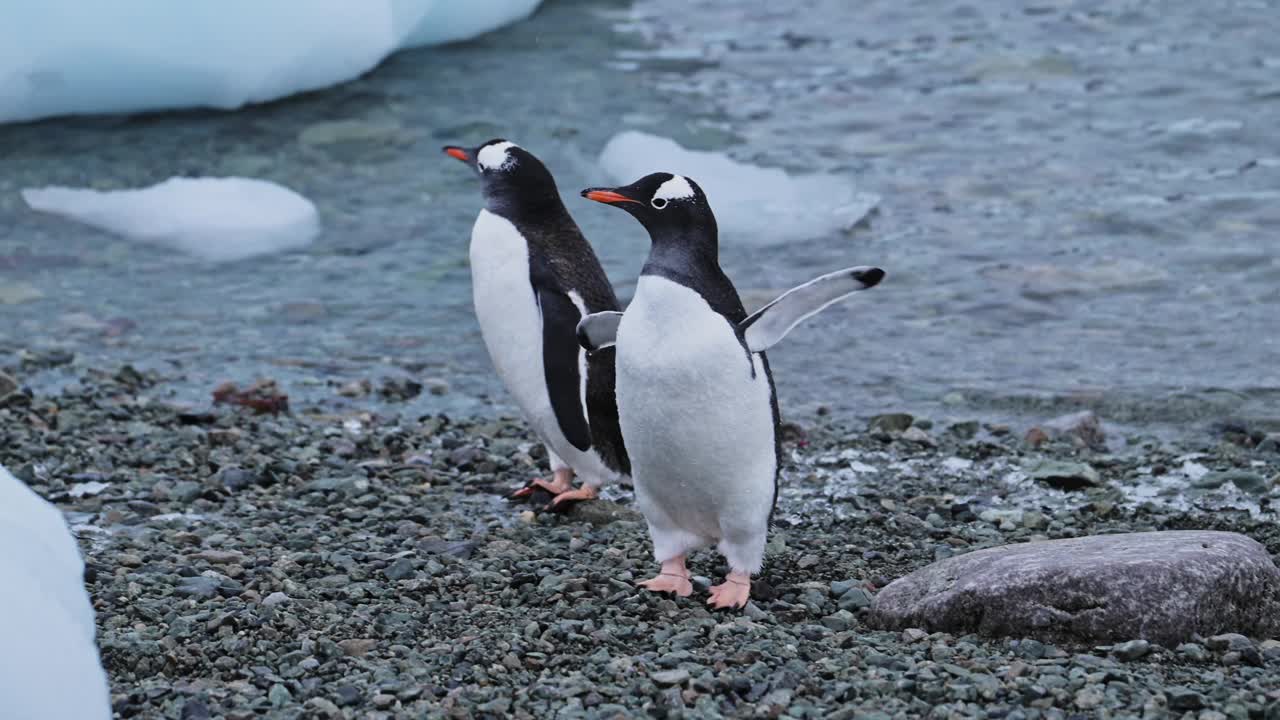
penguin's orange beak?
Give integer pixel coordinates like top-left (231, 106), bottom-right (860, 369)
top-left (581, 188), bottom-right (640, 205)
top-left (443, 146), bottom-right (471, 163)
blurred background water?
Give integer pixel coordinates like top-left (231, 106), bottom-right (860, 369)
top-left (1, 0), bottom-right (1277, 439)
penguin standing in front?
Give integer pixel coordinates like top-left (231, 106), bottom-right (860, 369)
top-left (443, 139), bottom-right (629, 507)
top-left (578, 173), bottom-right (884, 608)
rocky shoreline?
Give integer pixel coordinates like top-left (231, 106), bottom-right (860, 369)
top-left (2, 365), bottom-right (1279, 718)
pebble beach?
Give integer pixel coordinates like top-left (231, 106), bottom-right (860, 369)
top-left (2, 360), bottom-right (1278, 718)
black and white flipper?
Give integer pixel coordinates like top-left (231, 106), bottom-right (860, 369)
top-left (738, 266), bottom-right (885, 352)
top-left (576, 311), bottom-right (623, 353)
top-left (537, 288), bottom-right (592, 452)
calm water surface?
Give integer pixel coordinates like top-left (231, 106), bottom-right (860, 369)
top-left (1, 0), bottom-right (1277, 440)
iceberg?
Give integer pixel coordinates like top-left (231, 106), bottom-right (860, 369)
top-left (0, 0), bottom-right (542, 124)
top-left (23, 177), bottom-right (320, 262)
top-left (598, 131), bottom-right (880, 245)
top-left (0, 465), bottom-right (110, 720)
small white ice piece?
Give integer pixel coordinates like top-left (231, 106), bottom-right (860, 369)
top-left (68, 481), bottom-right (109, 498)
top-left (598, 130), bottom-right (880, 244)
top-left (22, 177), bottom-right (320, 262)
top-left (0, 464), bottom-right (111, 720)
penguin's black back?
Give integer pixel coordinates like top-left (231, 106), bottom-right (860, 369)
top-left (495, 180), bottom-right (630, 477)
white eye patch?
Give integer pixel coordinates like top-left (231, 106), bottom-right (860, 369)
top-left (654, 175), bottom-right (695, 202)
top-left (477, 141), bottom-right (518, 171)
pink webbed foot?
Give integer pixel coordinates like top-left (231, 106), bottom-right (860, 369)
top-left (510, 468), bottom-right (574, 499)
top-left (637, 556), bottom-right (693, 597)
top-left (707, 571), bottom-right (752, 609)
top-left (546, 483), bottom-right (598, 510)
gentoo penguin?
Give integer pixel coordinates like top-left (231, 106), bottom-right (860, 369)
top-left (578, 173), bottom-right (884, 608)
top-left (443, 139), bottom-right (629, 507)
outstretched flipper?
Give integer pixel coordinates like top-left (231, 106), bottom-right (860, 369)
top-left (576, 311), bottom-right (623, 353)
top-left (738, 266), bottom-right (884, 352)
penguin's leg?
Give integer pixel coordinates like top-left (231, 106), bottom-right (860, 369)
top-left (707, 571), bottom-right (752, 610)
top-left (511, 447), bottom-right (574, 498)
top-left (638, 555), bottom-right (693, 597)
top-left (636, 506), bottom-right (703, 597)
top-left (707, 529), bottom-right (767, 610)
top-left (546, 481), bottom-right (598, 509)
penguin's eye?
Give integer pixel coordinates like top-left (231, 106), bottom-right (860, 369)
top-left (651, 197), bottom-right (668, 210)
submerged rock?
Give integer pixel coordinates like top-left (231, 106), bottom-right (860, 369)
top-left (1025, 410), bottom-right (1107, 450)
top-left (1026, 460), bottom-right (1101, 490)
top-left (868, 531), bottom-right (1280, 646)
top-left (0, 371), bottom-right (17, 397)
top-left (868, 413), bottom-right (914, 434)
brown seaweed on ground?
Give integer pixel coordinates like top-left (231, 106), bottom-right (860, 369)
top-left (211, 379), bottom-right (289, 415)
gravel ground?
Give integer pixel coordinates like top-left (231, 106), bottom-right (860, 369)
top-left (2, 364), bottom-right (1279, 719)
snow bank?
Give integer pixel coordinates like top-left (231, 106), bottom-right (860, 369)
top-left (0, 465), bottom-right (110, 720)
top-left (0, 0), bottom-right (542, 124)
top-left (23, 177), bottom-right (320, 262)
top-left (598, 131), bottom-right (880, 245)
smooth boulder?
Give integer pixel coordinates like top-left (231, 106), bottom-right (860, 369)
top-left (869, 531), bottom-right (1280, 647)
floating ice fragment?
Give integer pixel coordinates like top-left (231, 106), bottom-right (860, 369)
top-left (22, 177), bottom-right (320, 263)
top-left (0, 465), bottom-right (111, 719)
top-left (1179, 460), bottom-right (1211, 481)
top-left (0, 1), bottom-right (543, 123)
top-left (598, 130), bottom-right (880, 245)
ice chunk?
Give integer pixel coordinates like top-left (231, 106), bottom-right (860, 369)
top-left (598, 130), bottom-right (880, 244)
top-left (0, 0), bottom-right (542, 124)
top-left (23, 177), bottom-right (320, 262)
top-left (401, 1), bottom-right (544, 47)
top-left (0, 465), bottom-right (110, 719)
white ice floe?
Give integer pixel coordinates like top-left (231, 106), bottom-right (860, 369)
top-left (0, 0), bottom-right (542, 124)
top-left (23, 177), bottom-right (320, 262)
top-left (598, 130), bottom-right (880, 244)
top-left (0, 465), bottom-right (110, 720)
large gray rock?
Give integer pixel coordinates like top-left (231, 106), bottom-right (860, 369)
top-left (869, 531), bottom-right (1280, 647)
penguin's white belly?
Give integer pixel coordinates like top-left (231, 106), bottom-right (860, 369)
top-left (468, 209), bottom-right (617, 484)
top-left (616, 275), bottom-right (776, 539)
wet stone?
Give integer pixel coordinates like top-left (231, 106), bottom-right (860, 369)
top-left (869, 413), bottom-right (914, 434)
top-left (1111, 639), bottom-right (1151, 661)
top-left (822, 610), bottom-right (856, 632)
top-left (1025, 460), bottom-right (1101, 490)
top-left (1166, 687), bottom-right (1205, 711)
top-left (334, 685), bottom-right (363, 706)
top-left (268, 684), bottom-right (291, 708)
top-left (174, 576), bottom-right (221, 598)
top-left (651, 669), bottom-right (690, 686)
top-left (338, 639), bottom-right (377, 657)
top-left (384, 557), bottom-right (416, 582)
top-left (218, 467), bottom-right (260, 491)
top-left (870, 531), bottom-right (1280, 646)
top-left (838, 587), bottom-right (874, 611)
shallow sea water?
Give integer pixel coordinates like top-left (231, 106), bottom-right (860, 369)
top-left (1, 0), bottom-right (1278, 440)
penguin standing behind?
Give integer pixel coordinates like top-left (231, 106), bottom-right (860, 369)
top-left (578, 173), bottom-right (884, 608)
top-left (443, 140), bottom-right (629, 506)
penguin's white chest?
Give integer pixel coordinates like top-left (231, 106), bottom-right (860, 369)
top-left (615, 275), bottom-right (776, 537)
top-left (468, 210), bottom-right (614, 483)
top-left (469, 209), bottom-right (547, 415)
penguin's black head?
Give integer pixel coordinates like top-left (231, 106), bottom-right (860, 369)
top-left (581, 173), bottom-right (717, 243)
top-left (442, 139), bottom-right (561, 213)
